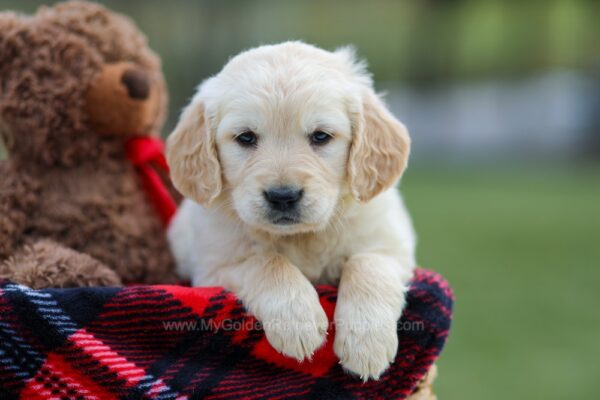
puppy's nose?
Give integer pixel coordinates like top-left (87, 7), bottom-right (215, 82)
top-left (121, 68), bottom-right (150, 100)
top-left (264, 186), bottom-right (303, 211)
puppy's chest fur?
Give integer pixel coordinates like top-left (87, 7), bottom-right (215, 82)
top-left (272, 233), bottom-right (348, 285)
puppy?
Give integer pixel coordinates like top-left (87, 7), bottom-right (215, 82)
top-left (167, 41), bottom-right (415, 380)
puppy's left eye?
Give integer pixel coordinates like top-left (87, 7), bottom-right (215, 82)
top-left (309, 131), bottom-right (332, 146)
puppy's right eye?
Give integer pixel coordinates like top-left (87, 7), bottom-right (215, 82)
top-left (235, 131), bottom-right (258, 147)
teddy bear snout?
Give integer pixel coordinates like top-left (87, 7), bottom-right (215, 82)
top-left (121, 68), bottom-right (150, 100)
top-left (84, 61), bottom-right (160, 136)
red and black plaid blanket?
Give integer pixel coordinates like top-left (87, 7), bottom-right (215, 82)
top-left (0, 268), bottom-right (453, 399)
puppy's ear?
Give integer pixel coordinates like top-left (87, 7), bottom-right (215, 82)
top-left (167, 101), bottom-right (222, 207)
top-left (348, 90), bottom-right (410, 202)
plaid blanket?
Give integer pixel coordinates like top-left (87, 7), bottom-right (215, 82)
top-left (0, 268), bottom-right (453, 400)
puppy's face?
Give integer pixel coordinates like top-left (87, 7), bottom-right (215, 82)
top-left (168, 42), bottom-right (410, 235)
top-left (216, 82), bottom-right (352, 234)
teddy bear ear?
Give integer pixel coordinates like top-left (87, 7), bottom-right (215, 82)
top-left (0, 12), bottom-right (25, 67)
top-left (0, 12), bottom-right (24, 35)
top-left (0, 11), bottom-right (25, 94)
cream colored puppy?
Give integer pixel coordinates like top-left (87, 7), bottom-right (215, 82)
top-left (167, 41), bottom-right (415, 380)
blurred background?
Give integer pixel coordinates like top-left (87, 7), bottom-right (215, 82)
top-left (1, 0), bottom-right (599, 398)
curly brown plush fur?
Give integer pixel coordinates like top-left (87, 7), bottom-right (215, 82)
top-left (0, 1), bottom-right (176, 288)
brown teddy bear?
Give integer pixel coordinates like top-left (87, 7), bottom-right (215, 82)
top-left (0, 1), bottom-right (178, 288)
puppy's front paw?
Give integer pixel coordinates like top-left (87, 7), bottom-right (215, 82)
top-left (259, 287), bottom-right (328, 361)
top-left (334, 310), bottom-right (399, 381)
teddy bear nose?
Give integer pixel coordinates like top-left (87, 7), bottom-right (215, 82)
top-left (121, 68), bottom-right (150, 100)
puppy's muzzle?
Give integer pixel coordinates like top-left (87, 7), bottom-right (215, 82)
top-left (263, 186), bottom-right (303, 224)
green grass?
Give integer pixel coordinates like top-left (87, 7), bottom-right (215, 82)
top-left (401, 165), bottom-right (600, 399)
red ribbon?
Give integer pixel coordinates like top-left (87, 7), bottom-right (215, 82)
top-left (125, 137), bottom-right (177, 226)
